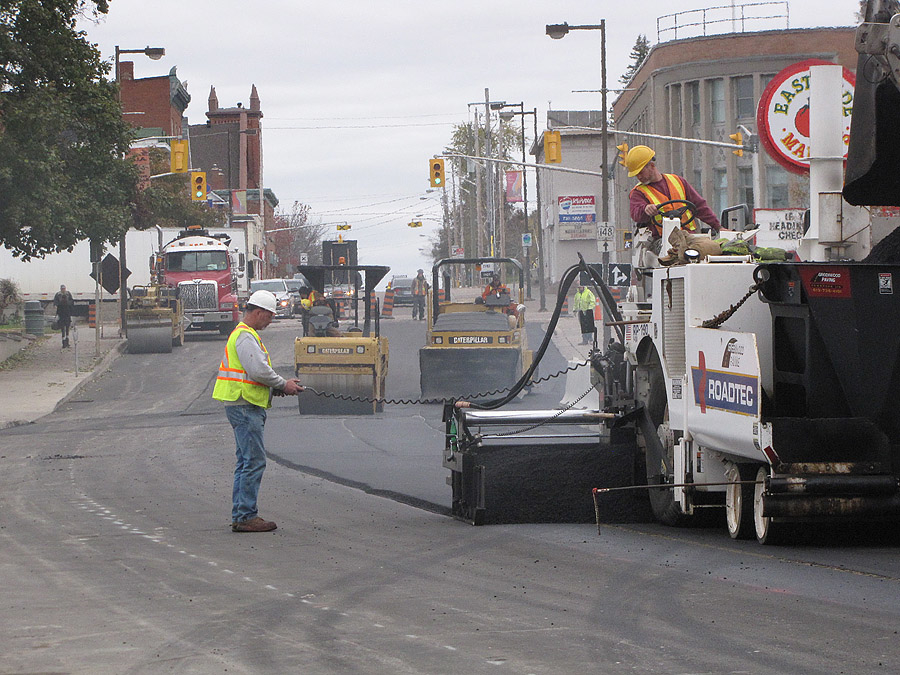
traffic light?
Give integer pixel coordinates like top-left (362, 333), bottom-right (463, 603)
top-left (170, 139), bottom-right (189, 173)
top-left (190, 171), bottom-right (207, 201)
top-left (729, 131), bottom-right (744, 157)
top-left (544, 130), bottom-right (561, 163)
top-left (408, 221), bottom-right (423, 228)
top-left (616, 142), bottom-right (630, 166)
top-left (429, 158), bottom-right (445, 188)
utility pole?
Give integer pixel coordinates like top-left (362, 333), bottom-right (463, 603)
top-left (484, 88), bottom-right (494, 256)
top-left (475, 111), bottom-right (484, 259)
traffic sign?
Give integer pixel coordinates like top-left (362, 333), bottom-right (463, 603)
top-left (300, 253), bottom-right (309, 265)
top-left (522, 233), bottom-right (533, 247)
top-left (597, 223), bottom-right (614, 241)
top-left (451, 246), bottom-right (464, 257)
top-left (607, 263), bottom-right (632, 287)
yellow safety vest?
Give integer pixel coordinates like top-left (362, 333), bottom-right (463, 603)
top-left (212, 322), bottom-right (273, 408)
top-left (632, 174), bottom-right (695, 236)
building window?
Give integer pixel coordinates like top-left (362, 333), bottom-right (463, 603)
top-left (689, 81), bottom-right (700, 126)
top-left (734, 76), bottom-right (754, 119)
top-left (713, 168), bottom-right (728, 217)
top-left (670, 84), bottom-right (682, 132)
top-left (739, 167), bottom-right (754, 213)
top-left (710, 79), bottom-right (725, 124)
top-left (767, 164), bottom-right (789, 208)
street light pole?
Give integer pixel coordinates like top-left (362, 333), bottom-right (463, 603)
top-left (115, 45), bottom-right (165, 337)
top-left (546, 20), bottom-right (609, 331)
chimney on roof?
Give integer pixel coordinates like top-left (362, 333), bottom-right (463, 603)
top-left (250, 84), bottom-right (260, 111)
top-left (208, 86), bottom-right (218, 112)
top-left (119, 61), bottom-right (134, 81)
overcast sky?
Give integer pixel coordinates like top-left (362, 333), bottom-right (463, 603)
top-left (80, 0), bottom-right (857, 277)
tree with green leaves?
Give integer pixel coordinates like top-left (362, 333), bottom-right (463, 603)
top-left (0, 1), bottom-right (139, 260)
top-left (620, 34), bottom-right (651, 86)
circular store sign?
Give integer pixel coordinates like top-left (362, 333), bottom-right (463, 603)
top-left (757, 59), bottom-right (855, 175)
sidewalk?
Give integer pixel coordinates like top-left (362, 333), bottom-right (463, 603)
top-left (0, 319), bottom-right (124, 429)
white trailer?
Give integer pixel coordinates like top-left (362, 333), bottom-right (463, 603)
top-left (0, 225), bottom-right (253, 308)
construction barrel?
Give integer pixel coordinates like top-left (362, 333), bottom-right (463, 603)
top-left (381, 288), bottom-right (394, 318)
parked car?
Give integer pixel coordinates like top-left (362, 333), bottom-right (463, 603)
top-left (249, 279), bottom-right (295, 318)
top-left (388, 275), bottom-right (414, 305)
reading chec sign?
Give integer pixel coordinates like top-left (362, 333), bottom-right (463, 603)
top-left (757, 58), bottom-right (855, 175)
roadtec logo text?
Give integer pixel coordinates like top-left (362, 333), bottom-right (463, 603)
top-left (691, 350), bottom-right (758, 415)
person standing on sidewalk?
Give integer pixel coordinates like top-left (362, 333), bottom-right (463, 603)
top-left (573, 284), bottom-right (596, 345)
top-left (213, 290), bottom-right (303, 533)
top-left (411, 269), bottom-right (429, 320)
top-left (53, 285), bottom-right (74, 348)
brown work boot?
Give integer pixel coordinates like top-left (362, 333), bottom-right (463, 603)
top-left (232, 516), bottom-right (277, 533)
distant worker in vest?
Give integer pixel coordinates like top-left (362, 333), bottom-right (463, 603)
top-left (212, 290), bottom-right (303, 533)
top-left (626, 145), bottom-right (721, 263)
top-left (573, 284), bottom-right (596, 345)
top-left (411, 268), bottom-right (429, 320)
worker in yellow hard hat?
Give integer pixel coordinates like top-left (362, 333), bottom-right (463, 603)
top-left (626, 145), bottom-right (721, 255)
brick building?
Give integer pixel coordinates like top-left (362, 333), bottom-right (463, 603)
top-left (118, 61), bottom-right (190, 138)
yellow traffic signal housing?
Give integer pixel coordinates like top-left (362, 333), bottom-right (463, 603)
top-left (190, 171), bottom-right (207, 201)
top-left (429, 158), bottom-right (445, 188)
top-left (170, 139), bottom-right (189, 173)
top-left (544, 130), bottom-right (562, 163)
top-left (729, 131), bottom-right (744, 157)
top-left (616, 142), bottom-right (630, 166)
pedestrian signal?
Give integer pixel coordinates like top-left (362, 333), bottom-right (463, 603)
top-left (170, 139), bottom-right (189, 173)
top-left (190, 171), bottom-right (207, 201)
top-left (429, 158), bottom-right (445, 188)
top-left (729, 131), bottom-right (744, 157)
top-left (616, 142), bottom-right (630, 166)
top-left (544, 130), bottom-right (561, 163)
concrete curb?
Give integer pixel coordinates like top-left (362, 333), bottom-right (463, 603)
top-left (56, 339), bottom-right (127, 409)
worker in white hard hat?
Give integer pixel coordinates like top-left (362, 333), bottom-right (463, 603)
top-left (626, 145), bottom-right (721, 258)
top-left (213, 289), bottom-right (303, 533)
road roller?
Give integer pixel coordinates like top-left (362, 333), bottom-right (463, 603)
top-left (125, 285), bottom-right (185, 354)
top-left (294, 264), bottom-right (390, 414)
top-left (419, 257), bottom-right (532, 400)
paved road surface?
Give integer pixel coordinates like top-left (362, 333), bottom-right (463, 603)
top-left (2, 316), bottom-right (900, 673)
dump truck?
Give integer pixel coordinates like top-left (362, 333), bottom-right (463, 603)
top-left (420, 257), bottom-right (532, 400)
top-left (444, 2), bottom-right (900, 542)
top-left (125, 285), bottom-right (185, 354)
top-left (294, 264), bottom-right (390, 415)
top-left (153, 226), bottom-right (242, 335)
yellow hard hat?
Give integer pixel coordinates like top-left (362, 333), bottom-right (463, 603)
top-left (625, 145), bottom-right (655, 177)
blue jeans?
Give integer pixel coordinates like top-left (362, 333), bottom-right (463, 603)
top-left (225, 404), bottom-right (268, 523)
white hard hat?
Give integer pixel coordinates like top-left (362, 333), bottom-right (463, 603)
top-left (247, 290), bottom-right (277, 313)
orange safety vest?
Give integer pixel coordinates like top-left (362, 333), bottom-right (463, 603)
top-left (632, 174), bottom-right (696, 237)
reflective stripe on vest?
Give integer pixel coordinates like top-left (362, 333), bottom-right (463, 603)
top-left (212, 322), bottom-right (272, 408)
top-left (633, 174), bottom-right (695, 236)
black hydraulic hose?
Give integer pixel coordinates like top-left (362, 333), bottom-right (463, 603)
top-left (466, 262), bottom-right (587, 410)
